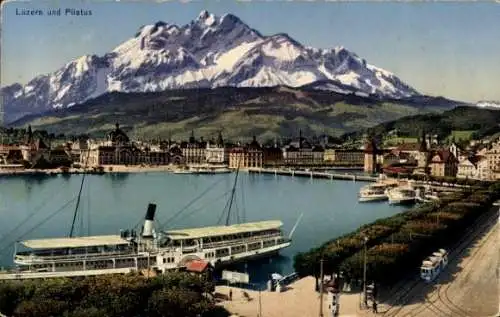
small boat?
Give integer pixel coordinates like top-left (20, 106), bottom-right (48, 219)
top-left (0, 161), bottom-right (296, 280)
top-left (174, 166), bottom-right (232, 174)
top-left (191, 167), bottom-right (232, 174)
top-left (387, 187), bottom-right (417, 205)
top-left (173, 169), bottom-right (195, 174)
top-left (358, 183), bottom-right (397, 203)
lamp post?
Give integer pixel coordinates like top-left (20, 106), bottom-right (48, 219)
top-left (362, 236), bottom-right (368, 309)
top-left (319, 258), bottom-right (324, 317)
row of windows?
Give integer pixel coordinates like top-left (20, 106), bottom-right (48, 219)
top-left (163, 257), bottom-right (175, 263)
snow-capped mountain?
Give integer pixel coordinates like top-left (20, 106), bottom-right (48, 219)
top-left (476, 101), bottom-right (500, 109)
top-left (2, 10), bottom-right (420, 122)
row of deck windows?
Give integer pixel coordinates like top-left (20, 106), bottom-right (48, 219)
top-left (200, 229), bottom-right (280, 245)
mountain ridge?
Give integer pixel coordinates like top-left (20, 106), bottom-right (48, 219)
top-left (2, 10), bottom-right (420, 123)
top-left (7, 86), bottom-right (464, 142)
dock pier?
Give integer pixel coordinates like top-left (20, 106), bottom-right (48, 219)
top-left (247, 168), bottom-right (377, 182)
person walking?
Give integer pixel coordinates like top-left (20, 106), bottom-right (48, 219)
top-left (372, 301), bottom-right (378, 314)
top-left (229, 289), bottom-right (233, 301)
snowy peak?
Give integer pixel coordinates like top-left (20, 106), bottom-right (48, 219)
top-left (476, 100), bottom-right (500, 109)
top-left (2, 11), bottom-right (421, 122)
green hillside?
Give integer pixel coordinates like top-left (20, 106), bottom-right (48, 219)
top-left (8, 87), bottom-right (458, 142)
top-left (343, 106), bottom-right (500, 143)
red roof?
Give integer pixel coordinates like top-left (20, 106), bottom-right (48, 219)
top-left (185, 260), bottom-right (210, 273)
top-left (383, 166), bottom-right (411, 173)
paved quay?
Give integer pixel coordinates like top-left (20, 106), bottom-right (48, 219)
top-left (216, 276), bottom-right (364, 317)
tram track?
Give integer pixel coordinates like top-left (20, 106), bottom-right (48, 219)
top-left (405, 211), bottom-right (498, 317)
top-left (436, 214), bottom-right (498, 317)
top-left (382, 208), bottom-right (498, 317)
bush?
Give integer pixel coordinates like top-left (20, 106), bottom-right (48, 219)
top-left (294, 181), bottom-right (499, 286)
top-left (0, 272), bottom-right (227, 317)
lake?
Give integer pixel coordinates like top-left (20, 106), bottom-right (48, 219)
top-left (0, 172), bottom-right (409, 284)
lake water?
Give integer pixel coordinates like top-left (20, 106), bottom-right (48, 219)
top-left (0, 172), bottom-right (408, 284)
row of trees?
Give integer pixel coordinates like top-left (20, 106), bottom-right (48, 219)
top-left (0, 272), bottom-right (229, 317)
top-left (294, 181), bottom-right (500, 286)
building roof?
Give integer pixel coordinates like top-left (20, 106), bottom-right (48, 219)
top-left (164, 220), bottom-right (283, 240)
top-left (108, 123), bottom-right (130, 143)
top-left (35, 138), bottom-right (49, 150)
top-left (396, 143), bottom-right (421, 152)
top-left (185, 260), bottom-right (211, 273)
top-left (364, 138), bottom-right (379, 154)
top-left (20, 235), bottom-right (129, 249)
top-left (248, 136), bottom-right (261, 149)
top-left (431, 149), bottom-right (455, 163)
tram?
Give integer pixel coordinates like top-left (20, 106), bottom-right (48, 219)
top-left (420, 248), bottom-right (448, 282)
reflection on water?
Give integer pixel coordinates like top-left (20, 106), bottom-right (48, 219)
top-left (0, 172), bottom-right (410, 284)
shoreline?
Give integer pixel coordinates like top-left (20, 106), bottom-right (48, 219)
top-left (0, 165), bottom-right (179, 175)
top-left (0, 165), bottom-right (366, 176)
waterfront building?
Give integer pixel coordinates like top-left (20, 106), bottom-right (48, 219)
top-left (82, 124), bottom-right (172, 166)
top-left (48, 146), bottom-right (72, 166)
top-left (19, 136), bottom-right (50, 167)
top-left (393, 143), bottom-right (421, 161)
top-left (229, 136), bottom-right (263, 169)
top-left (0, 145), bottom-right (23, 165)
top-left (262, 145), bottom-right (283, 167)
top-left (205, 131), bottom-right (229, 165)
top-left (323, 148), bottom-right (364, 165)
top-left (3, 148), bottom-right (24, 165)
top-left (428, 149), bottom-right (458, 177)
top-left (181, 131), bottom-right (207, 165)
top-left (69, 139), bottom-right (88, 163)
top-left (457, 156), bottom-right (489, 180)
top-left (282, 130), bottom-right (324, 166)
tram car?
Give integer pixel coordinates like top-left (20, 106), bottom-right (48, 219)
top-left (420, 248), bottom-right (448, 282)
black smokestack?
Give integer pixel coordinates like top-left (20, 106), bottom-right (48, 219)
top-left (145, 203), bottom-right (156, 221)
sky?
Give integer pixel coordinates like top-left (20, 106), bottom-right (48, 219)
top-left (1, 0), bottom-right (499, 103)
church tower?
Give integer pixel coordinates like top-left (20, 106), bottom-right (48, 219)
top-left (417, 130), bottom-right (429, 173)
top-left (363, 137), bottom-right (378, 174)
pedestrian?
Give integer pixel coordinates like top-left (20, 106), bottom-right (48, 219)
top-left (229, 289), bottom-right (233, 301)
top-left (373, 301), bottom-right (378, 314)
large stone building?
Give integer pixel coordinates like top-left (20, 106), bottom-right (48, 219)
top-left (229, 136), bottom-right (263, 169)
top-left (427, 149), bottom-right (458, 177)
top-left (83, 124), bottom-right (172, 166)
top-left (457, 156), bottom-right (489, 180)
top-left (180, 131), bottom-right (207, 165)
top-left (486, 143), bottom-right (500, 179)
top-left (19, 127), bottom-right (51, 166)
top-left (324, 148), bottom-right (364, 165)
top-left (282, 131), bottom-right (324, 166)
top-left (205, 131), bottom-right (229, 165)
top-left (262, 145), bottom-right (283, 167)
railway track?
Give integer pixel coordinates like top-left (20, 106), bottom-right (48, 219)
top-left (381, 208), bottom-right (498, 317)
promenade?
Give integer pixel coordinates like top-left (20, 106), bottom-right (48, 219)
top-left (248, 167), bottom-right (378, 182)
top-left (216, 276), bottom-right (363, 317)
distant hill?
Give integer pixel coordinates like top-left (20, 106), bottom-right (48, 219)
top-left (6, 86), bottom-right (462, 142)
top-left (342, 106), bottom-right (500, 143)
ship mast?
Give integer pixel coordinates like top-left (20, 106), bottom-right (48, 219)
top-left (225, 158), bottom-right (241, 226)
top-left (69, 144), bottom-right (91, 237)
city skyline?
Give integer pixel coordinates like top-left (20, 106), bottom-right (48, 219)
top-left (1, 0), bottom-right (500, 102)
